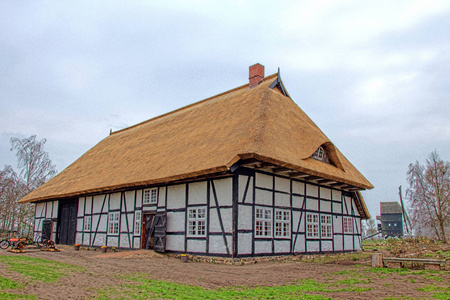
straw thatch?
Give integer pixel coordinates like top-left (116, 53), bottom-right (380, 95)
top-left (19, 73), bottom-right (373, 206)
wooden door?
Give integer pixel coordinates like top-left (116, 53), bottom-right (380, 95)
top-left (153, 213), bottom-right (167, 253)
top-left (41, 220), bottom-right (53, 241)
top-left (142, 213), bottom-right (155, 249)
top-left (58, 200), bottom-right (78, 245)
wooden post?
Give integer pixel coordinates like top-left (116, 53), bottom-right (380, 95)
top-left (372, 253), bottom-right (384, 268)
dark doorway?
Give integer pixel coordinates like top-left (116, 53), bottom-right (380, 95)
top-left (141, 212), bottom-right (167, 252)
top-left (58, 199), bottom-right (78, 245)
top-left (41, 220), bottom-right (53, 241)
top-left (142, 213), bottom-right (155, 250)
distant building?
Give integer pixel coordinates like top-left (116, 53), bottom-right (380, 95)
top-left (377, 202), bottom-right (403, 238)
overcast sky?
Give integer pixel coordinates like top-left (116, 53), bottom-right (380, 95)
top-left (1, 1), bottom-right (449, 218)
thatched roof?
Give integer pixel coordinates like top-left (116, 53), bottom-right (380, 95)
top-left (380, 202), bottom-right (403, 214)
top-left (19, 73), bottom-right (373, 211)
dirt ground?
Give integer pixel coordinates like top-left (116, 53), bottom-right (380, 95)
top-left (1, 245), bottom-right (449, 299)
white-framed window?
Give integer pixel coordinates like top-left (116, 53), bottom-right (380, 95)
top-left (108, 212), bottom-right (120, 235)
top-left (134, 211), bottom-right (142, 235)
top-left (343, 217), bottom-right (353, 234)
top-left (312, 146), bottom-right (324, 160)
top-left (84, 216), bottom-right (91, 232)
top-left (255, 207), bottom-right (272, 237)
top-left (275, 209), bottom-right (290, 238)
top-left (143, 188), bottom-right (158, 204)
top-left (306, 213), bottom-right (319, 238)
top-left (320, 214), bottom-right (332, 238)
top-left (187, 207), bottom-right (206, 237)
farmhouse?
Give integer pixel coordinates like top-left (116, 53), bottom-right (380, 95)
top-left (19, 64), bottom-right (373, 257)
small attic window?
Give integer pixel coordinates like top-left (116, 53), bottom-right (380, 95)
top-left (312, 147), bottom-right (325, 161)
top-left (311, 146), bottom-right (330, 163)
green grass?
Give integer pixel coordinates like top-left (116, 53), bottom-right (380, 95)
top-left (95, 274), bottom-right (372, 300)
top-left (0, 292), bottom-right (36, 299)
top-left (0, 276), bottom-right (22, 290)
top-left (0, 255), bottom-right (84, 282)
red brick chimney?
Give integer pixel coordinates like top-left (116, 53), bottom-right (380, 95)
top-left (249, 63), bottom-right (264, 88)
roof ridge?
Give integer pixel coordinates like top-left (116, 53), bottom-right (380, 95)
top-left (112, 73), bottom-right (279, 135)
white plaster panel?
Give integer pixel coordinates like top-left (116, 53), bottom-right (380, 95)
top-left (352, 201), bottom-right (360, 217)
top-left (35, 203), bottom-right (44, 218)
top-left (334, 236), bottom-right (343, 251)
top-left (159, 187), bottom-right (166, 207)
top-left (52, 201), bottom-right (59, 218)
top-left (167, 211), bottom-right (185, 232)
top-left (119, 234), bottom-right (131, 248)
top-left (124, 191), bottom-right (135, 211)
top-left (320, 200), bottom-right (331, 213)
top-left (344, 236), bottom-right (353, 250)
top-left (320, 187), bottom-right (332, 200)
top-left (254, 240), bottom-right (272, 254)
top-left (188, 181), bottom-right (207, 205)
top-left (187, 239), bottom-right (206, 253)
top-left (238, 205), bottom-right (252, 230)
top-left (333, 202), bottom-right (342, 214)
top-left (344, 197), bottom-right (352, 215)
top-left (167, 184), bottom-right (186, 209)
top-left (275, 176), bottom-right (290, 193)
top-left (97, 215), bottom-right (108, 232)
top-left (120, 213), bottom-right (133, 232)
top-left (76, 232), bottom-right (83, 244)
top-left (292, 180), bottom-right (305, 195)
top-left (275, 192), bottom-right (290, 207)
top-left (93, 233), bottom-right (106, 246)
top-left (107, 236), bottom-right (119, 247)
top-left (274, 240), bottom-right (290, 253)
top-left (354, 218), bottom-right (360, 234)
top-left (333, 216), bottom-right (342, 233)
top-left (109, 193), bottom-right (121, 210)
top-left (292, 195), bottom-right (304, 209)
top-left (143, 206), bottom-right (157, 213)
top-left (306, 241), bottom-right (320, 252)
top-left (306, 184), bottom-right (318, 197)
top-left (209, 235), bottom-right (231, 254)
top-left (209, 208), bottom-right (232, 233)
top-left (354, 236), bottom-right (362, 250)
top-left (166, 235), bottom-right (185, 252)
top-left (255, 189), bottom-right (272, 206)
top-left (78, 198), bottom-right (85, 217)
top-left (136, 190), bottom-right (142, 208)
top-left (84, 197), bottom-right (92, 214)
top-left (293, 235), bottom-right (305, 253)
top-left (332, 189), bottom-right (342, 201)
top-left (34, 219), bottom-right (41, 232)
top-left (133, 237), bottom-right (141, 249)
top-left (77, 218), bottom-right (83, 231)
top-left (83, 233), bottom-right (91, 245)
top-left (255, 172), bottom-right (273, 189)
top-left (92, 195), bottom-right (105, 213)
top-left (213, 178), bottom-right (232, 206)
top-left (321, 241), bottom-right (333, 252)
top-left (306, 198), bottom-right (318, 211)
top-left (46, 202), bottom-right (54, 218)
top-left (292, 211), bottom-right (305, 232)
top-left (237, 233), bottom-right (252, 256)
top-left (239, 175), bottom-right (252, 203)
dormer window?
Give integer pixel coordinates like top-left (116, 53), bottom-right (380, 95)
top-left (312, 147), bottom-right (325, 160)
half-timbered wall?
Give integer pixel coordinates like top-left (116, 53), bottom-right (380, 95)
top-left (34, 200), bottom-right (58, 241)
top-left (236, 169), bottom-right (362, 256)
top-left (33, 170), bottom-right (362, 256)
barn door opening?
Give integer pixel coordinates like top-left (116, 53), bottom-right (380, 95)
top-left (57, 199), bottom-right (78, 245)
top-left (141, 212), bottom-right (167, 252)
top-left (142, 213), bottom-right (155, 250)
top-left (41, 220), bottom-right (53, 242)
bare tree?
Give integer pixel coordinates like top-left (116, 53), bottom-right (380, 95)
top-left (407, 151), bottom-right (450, 243)
top-left (362, 218), bottom-right (378, 238)
top-left (0, 135), bottom-right (57, 236)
